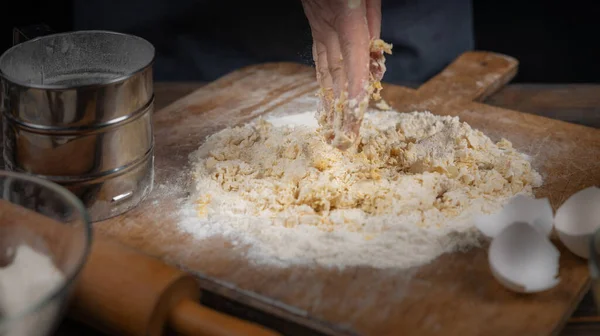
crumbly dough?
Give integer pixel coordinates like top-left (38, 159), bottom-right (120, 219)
top-left (189, 110), bottom-right (542, 235)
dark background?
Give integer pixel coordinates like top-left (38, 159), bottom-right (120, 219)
top-left (1, 0), bottom-right (599, 83)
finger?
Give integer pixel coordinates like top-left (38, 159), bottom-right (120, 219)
top-left (366, 0), bottom-right (382, 40)
top-left (301, 0), bottom-right (344, 97)
top-left (366, 0), bottom-right (384, 83)
top-left (312, 40), bottom-right (333, 90)
top-left (312, 40), bottom-right (335, 131)
top-left (323, 31), bottom-right (345, 98)
top-left (335, 1), bottom-right (370, 99)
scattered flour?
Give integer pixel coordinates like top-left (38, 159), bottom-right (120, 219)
top-left (0, 244), bottom-right (65, 335)
top-left (179, 109), bottom-right (542, 269)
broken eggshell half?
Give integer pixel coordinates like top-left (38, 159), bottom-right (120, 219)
top-left (554, 186), bottom-right (600, 259)
top-left (474, 194), bottom-right (554, 238)
top-left (489, 221), bottom-right (560, 293)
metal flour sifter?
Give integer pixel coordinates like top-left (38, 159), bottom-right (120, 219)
top-left (0, 27), bottom-right (155, 222)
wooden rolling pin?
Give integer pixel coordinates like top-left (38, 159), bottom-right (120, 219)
top-left (68, 231), bottom-right (281, 336)
top-left (0, 200), bottom-right (279, 336)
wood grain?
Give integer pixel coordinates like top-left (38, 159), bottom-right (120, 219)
top-left (151, 82), bottom-right (600, 129)
top-left (91, 52), bottom-right (600, 336)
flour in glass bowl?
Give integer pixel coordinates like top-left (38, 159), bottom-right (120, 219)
top-left (0, 244), bottom-right (65, 336)
top-left (178, 108), bottom-right (542, 269)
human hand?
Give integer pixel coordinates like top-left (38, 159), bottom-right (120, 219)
top-left (301, 0), bottom-right (387, 150)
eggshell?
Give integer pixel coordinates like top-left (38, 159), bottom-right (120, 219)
top-left (489, 221), bottom-right (560, 293)
top-left (555, 186), bottom-right (600, 259)
top-left (474, 194), bottom-right (554, 238)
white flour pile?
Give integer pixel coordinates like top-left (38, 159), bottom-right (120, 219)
top-left (0, 244), bottom-right (65, 334)
top-left (179, 110), bottom-right (542, 269)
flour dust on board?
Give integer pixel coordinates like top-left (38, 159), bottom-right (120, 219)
top-left (178, 107), bottom-right (542, 269)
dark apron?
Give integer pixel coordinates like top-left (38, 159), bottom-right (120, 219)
top-left (72, 0), bottom-right (473, 84)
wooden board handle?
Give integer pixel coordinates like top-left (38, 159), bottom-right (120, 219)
top-left (417, 51), bottom-right (518, 103)
top-left (169, 299), bottom-right (280, 336)
top-left (381, 51), bottom-right (519, 113)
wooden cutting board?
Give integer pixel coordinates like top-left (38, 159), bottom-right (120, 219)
top-left (97, 51), bottom-right (600, 336)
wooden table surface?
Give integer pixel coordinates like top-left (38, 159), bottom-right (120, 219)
top-left (53, 81), bottom-right (600, 336)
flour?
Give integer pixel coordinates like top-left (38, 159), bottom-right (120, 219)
top-left (0, 244), bottom-right (65, 335)
top-left (179, 109), bottom-right (542, 269)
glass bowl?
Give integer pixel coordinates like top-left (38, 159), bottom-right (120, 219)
top-left (0, 170), bottom-right (92, 336)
